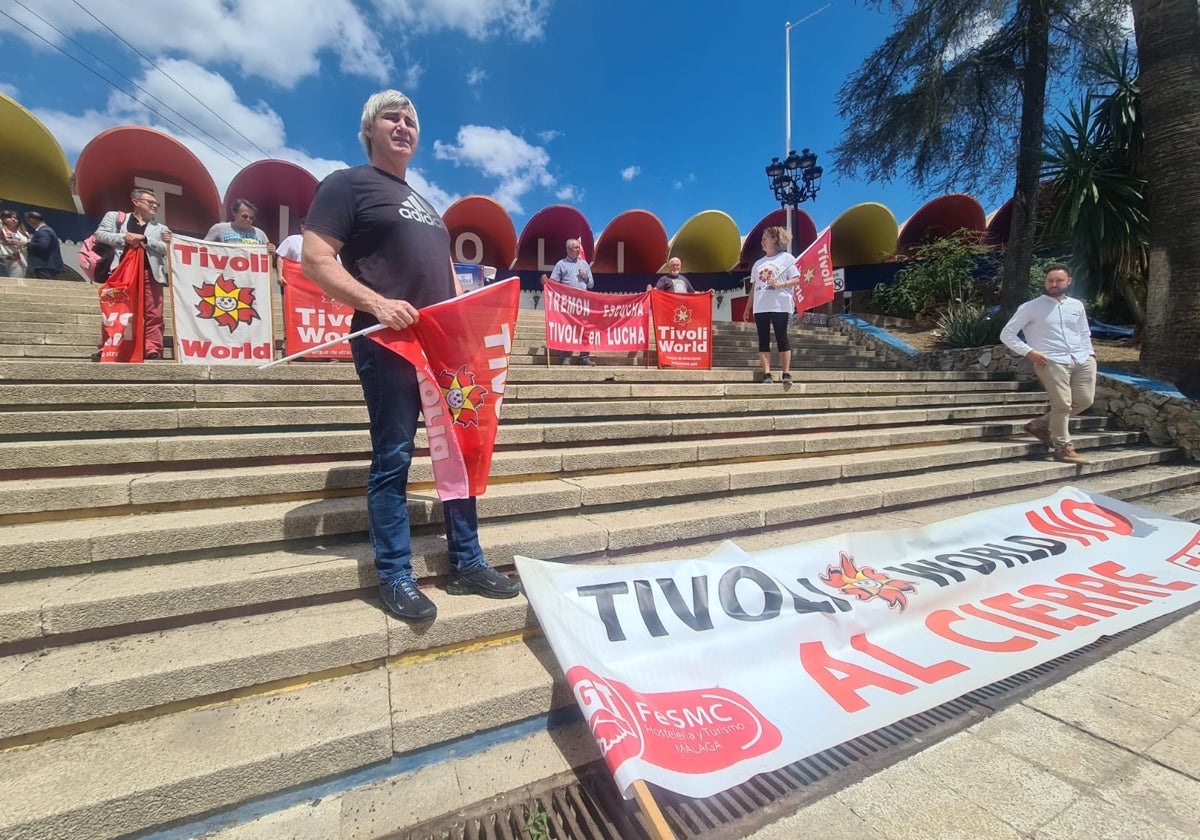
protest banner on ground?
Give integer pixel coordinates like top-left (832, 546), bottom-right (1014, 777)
top-left (543, 284), bottom-right (650, 355)
top-left (279, 257), bottom-right (353, 360)
top-left (169, 234), bottom-right (274, 365)
top-left (649, 290), bottom-right (713, 369)
top-left (369, 278), bottom-right (520, 500)
top-left (517, 487), bottom-right (1200, 800)
top-left (97, 249), bottom-right (144, 363)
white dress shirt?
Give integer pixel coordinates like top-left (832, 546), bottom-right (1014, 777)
top-left (1000, 295), bottom-right (1094, 364)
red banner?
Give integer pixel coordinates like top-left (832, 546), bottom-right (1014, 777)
top-left (97, 250), bottom-right (144, 363)
top-left (369, 278), bottom-right (520, 500)
top-left (280, 258), bottom-right (353, 360)
top-left (543, 285), bottom-right (649, 353)
top-left (792, 227), bottom-right (835, 314)
top-left (649, 290), bottom-right (713, 369)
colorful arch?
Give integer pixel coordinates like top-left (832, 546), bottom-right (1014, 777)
top-left (897, 194), bottom-right (986, 254)
top-left (737, 208), bottom-right (818, 270)
top-left (0, 94), bottom-right (75, 211)
top-left (830, 202), bottom-right (898, 267)
top-left (223, 159), bottom-right (318, 243)
top-left (666, 210), bottom-right (741, 273)
top-left (74, 126), bottom-right (221, 235)
top-left (593, 210), bottom-right (668, 274)
top-left (443, 195), bottom-right (518, 269)
top-left (513, 205), bottom-right (594, 271)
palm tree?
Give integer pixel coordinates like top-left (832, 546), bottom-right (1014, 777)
top-left (1132, 0), bottom-right (1200, 383)
top-left (1043, 47), bottom-right (1148, 330)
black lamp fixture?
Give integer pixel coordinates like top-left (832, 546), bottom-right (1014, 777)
top-left (765, 148), bottom-right (822, 207)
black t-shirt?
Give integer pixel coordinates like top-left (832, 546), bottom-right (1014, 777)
top-left (125, 215), bottom-right (151, 273)
top-left (305, 164), bottom-right (455, 331)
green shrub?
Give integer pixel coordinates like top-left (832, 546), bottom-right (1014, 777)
top-left (937, 304), bottom-right (1005, 348)
top-left (869, 231), bottom-right (995, 319)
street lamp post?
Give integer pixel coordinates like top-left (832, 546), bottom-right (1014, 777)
top-left (771, 4), bottom-right (831, 249)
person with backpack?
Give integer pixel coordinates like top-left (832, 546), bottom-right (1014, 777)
top-left (94, 188), bottom-right (173, 359)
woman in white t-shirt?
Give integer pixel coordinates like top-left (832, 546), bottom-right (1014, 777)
top-left (0, 210), bottom-right (30, 278)
top-left (749, 226), bottom-right (800, 383)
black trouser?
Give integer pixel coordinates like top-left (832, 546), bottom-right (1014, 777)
top-left (755, 311), bottom-right (790, 353)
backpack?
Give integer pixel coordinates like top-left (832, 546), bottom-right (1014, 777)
top-left (79, 212), bottom-right (126, 284)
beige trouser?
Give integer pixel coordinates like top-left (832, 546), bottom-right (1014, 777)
top-left (1031, 357), bottom-right (1097, 448)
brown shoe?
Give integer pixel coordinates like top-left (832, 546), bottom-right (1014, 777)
top-left (1023, 421), bottom-right (1053, 447)
top-left (1053, 444), bottom-right (1089, 465)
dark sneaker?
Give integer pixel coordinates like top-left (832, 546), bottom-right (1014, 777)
top-left (1023, 421), bottom-right (1053, 447)
top-left (1053, 444), bottom-right (1089, 465)
top-left (447, 564), bottom-right (521, 599)
top-left (145, 352), bottom-right (163, 360)
top-left (379, 576), bottom-right (437, 621)
top-left (762, 373), bottom-right (774, 383)
top-left (781, 373), bottom-right (793, 383)
top-left (580, 356), bottom-right (596, 366)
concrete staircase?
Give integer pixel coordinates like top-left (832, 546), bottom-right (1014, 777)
top-left (1, 276), bottom-right (1198, 839)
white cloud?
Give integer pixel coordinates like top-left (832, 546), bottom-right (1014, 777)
top-left (0, 0), bottom-right (394, 87)
top-left (371, 0), bottom-right (551, 41)
top-left (433, 125), bottom-right (555, 214)
top-left (404, 62), bottom-right (426, 90)
top-left (30, 60), bottom-right (453, 209)
top-left (467, 68), bottom-right (487, 86)
top-left (406, 167), bottom-right (461, 213)
top-left (0, 81), bottom-right (19, 99)
top-left (556, 185), bottom-right (582, 202)
top-left (672, 180), bottom-right (683, 190)
top-left (620, 165), bottom-right (640, 182)
top-left (537, 129), bottom-right (560, 143)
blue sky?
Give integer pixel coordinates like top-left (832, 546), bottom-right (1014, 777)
top-left (0, 0), bottom-right (1016, 236)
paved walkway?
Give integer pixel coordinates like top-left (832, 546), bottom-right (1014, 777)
top-left (746, 606), bottom-right (1200, 840)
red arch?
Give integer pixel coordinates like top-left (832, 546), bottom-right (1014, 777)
top-left (224, 159), bottom-right (318, 243)
top-left (737, 208), bottom-right (818, 270)
top-left (74, 126), bottom-right (221, 235)
top-left (513, 205), bottom-right (594, 270)
top-left (443, 195), bottom-right (518, 269)
top-left (593, 210), bottom-right (668, 273)
top-left (898, 194), bottom-right (986, 254)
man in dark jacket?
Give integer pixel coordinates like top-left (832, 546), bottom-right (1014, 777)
top-left (23, 212), bottom-right (64, 279)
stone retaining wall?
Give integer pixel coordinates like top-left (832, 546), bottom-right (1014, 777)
top-left (834, 315), bottom-right (1200, 460)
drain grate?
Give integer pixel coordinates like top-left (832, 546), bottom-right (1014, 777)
top-left (398, 605), bottom-right (1196, 840)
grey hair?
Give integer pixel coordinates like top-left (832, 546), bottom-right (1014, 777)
top-left (360, 90), bottom-right (420, 156)
top-left (130, 187), bottom-right (156, 202)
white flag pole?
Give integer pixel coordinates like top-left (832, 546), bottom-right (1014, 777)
top-left (258, 322), bottom-right (386, 369)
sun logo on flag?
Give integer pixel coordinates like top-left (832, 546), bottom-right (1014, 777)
top-left (194, 275), bottom-right (260, 332)
top-left (437, 365), bottom-right (489, 427)
top-left (819, 551), bottom-right (917, 612)
top-left (98, 285), bottom-right (129, 303)
top-left (671, 305), bottom-right (692, 327)
top-left (802, 267), bottom-right (816, 284)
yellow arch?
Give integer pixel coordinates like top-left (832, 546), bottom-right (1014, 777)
top-left (830, 202), bottom-right (898, 267)
top-left (665, 210), bottom-right (741, 273)
top-left (0, 94), bottom-right (75, 210)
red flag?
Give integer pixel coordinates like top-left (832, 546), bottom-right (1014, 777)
top-left (98, 249), bottom-right (145, 363)
top-left (280, 258), bottom-right (353, 360)
top-left (792, 227), bottom-right (835, 314)
top-left (369, 278), bottom-right (520, 500)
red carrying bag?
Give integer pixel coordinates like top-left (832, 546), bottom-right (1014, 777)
top-left (97, 249), bottom-right (145, 363)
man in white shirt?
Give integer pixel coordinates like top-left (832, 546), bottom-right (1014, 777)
top-left (1000, 264), bottom-right (1096, 465)
top-left (275, 217), bottom-right (305, 263)
top-left (541, 237), bottom-right (595, 365)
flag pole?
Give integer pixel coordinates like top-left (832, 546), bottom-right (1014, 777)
top-left (258, 323), bottom-right (385, 369)
top-left (631, 780), bottom-right (677, 840)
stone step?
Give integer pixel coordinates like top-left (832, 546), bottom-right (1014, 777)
top-left (0, 420), bottom-right (1087, 519)
top-left (0, 400), bottom-right (1048, 473)
top-left (0, 389), bottom-right (1047, 439)
top-left (0, 668), bottom-right (392, 840)
top-left (2, 447), bottom-right (1193, 648)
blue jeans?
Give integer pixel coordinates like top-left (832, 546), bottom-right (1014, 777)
top-left (351, 335), bottom-right (487, 582)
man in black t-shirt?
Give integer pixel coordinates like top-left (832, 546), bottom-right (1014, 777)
top-left (303, 90), bottom-right (520, 623)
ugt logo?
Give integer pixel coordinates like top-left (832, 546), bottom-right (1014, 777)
top-left (820, 551), bottom-right (917, 612)
top-left (193, 275), bottom-right (261, 332)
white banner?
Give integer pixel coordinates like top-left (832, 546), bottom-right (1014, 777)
top-left (169, 234), bottom-right (274, 364)
top-left (516, 487), bottom-right (1200, 799)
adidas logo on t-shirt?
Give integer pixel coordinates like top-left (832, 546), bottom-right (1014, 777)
top-left (397, 193), bottom-right (441, 227)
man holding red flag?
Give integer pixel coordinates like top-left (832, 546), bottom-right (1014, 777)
top-left (302, 89), bottom-right (520, 623)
